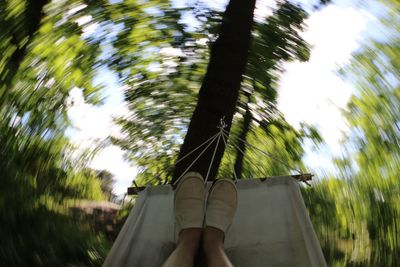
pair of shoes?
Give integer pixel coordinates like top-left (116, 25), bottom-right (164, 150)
top-left (174, 172), bottom-right (237, 240)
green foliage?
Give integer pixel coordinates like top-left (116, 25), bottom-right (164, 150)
top-left (228, 1), bottom-right (319, 179)
top-left (303, 1), bottom-right (400, 265)
top-left (108, 0), bottom-right (214, 185)
top-left (0, 0), bottom-right (113, 265)
top-left (2, 0), bottom-right (399, 266)
top-left (111, 0), bottom-right (320, 185)
top-left (0, 0), bottom-right (108, 206)
top-left (0, 206), bottom-right (111, 266)
top-left (96, 169), bottom-right (117, 201)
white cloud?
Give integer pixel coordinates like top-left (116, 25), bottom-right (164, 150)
top-left (302, 6), bottom-right (370, 67)
top-left (254, 0), bottom-right (276, 22)
top-left (75, 15), bottom-right (92, 26)
top-left (160, 47), bottom-right (185, 57)
top-left (67, 87), bottom-right (124, 143)
top-left (67, 4), bottom-right (87, 16)
top-left (90, 146), bottom-right (138, 195)
top-left (67, 78), bottom-right (136, 196)
top-left (277, 5), bottom-right (371, 170)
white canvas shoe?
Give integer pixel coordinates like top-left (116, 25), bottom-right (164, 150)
top-left (205, 179), bottom-right (237, 234)
top-left (174, 172), bottom-right (205, 241)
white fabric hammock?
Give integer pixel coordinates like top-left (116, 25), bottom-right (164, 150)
top-left (103, 176), bottom-right (326, 267)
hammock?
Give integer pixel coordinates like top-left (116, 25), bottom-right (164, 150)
top-left (103, 176), bottom-right (326, 267)
top-left (103, 120), bottom-right (327, 266)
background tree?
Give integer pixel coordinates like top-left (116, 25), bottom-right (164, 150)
top-left (113, 0), bottom-right (322, 185)
top-left (170, 0), bottom-right (257, 182)
top-left (0, 0), bottom-right (114, 265)
top-left (96, 169), bottom-right (117, 201)
top-left (3, 0), bottom-right (399, 266)
top-left (303, 0), bottom-right (400, 265)
top-left (172, 0), bottom-right (331, 182)
top-left (0, 0), bottom-right (49, 94)
top-left (231, 1), bottom-right (314, 178)
top-left (108, 0), bottom-right (208, 184)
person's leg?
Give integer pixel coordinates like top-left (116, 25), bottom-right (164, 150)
top-left (163, 172), bottom-right (206, 267)
top-left (203, 179), bottom-right (238, 267)
top-left (203, 226), bottom-right (234, 267)
top-left (162, 228), bottom-right (202, 267)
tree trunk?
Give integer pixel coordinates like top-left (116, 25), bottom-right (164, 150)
top-left (172, 0), bottom-right (256, 183)
top-left (1, 0), bottom-right (49, 92)
top-left (233, 92), bottom-right (252, 179)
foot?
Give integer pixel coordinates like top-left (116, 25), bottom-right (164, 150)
top-left (204, 179), bottom-right (237, 234)
top-left (174, 172), bottom-right (206, 241)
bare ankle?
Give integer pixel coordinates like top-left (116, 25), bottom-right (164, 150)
top-left (177, 228), bottom-right (202, 255)
top-left (202, 226), bottom-right (225, 255)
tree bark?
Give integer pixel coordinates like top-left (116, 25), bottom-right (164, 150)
top-left (1, 0), bottom-right (49, 92)
top-left (233, 92), bottom-right (252, 179)
top-left (172, 0), bottom-right (256, 183)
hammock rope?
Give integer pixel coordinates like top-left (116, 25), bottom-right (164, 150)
top-left (205, 129), bottom-right (222, 184)
top-left (135, 117), bottom-right (310, 191)
top-left (221, 128), bottom-right (303, 175)
top-left (173, 117), bottom-right (307, 186)
top-left (173, 132), bottom-right (221, 186)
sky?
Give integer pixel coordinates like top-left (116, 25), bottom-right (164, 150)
top-left (67, 0), bottom-right (379, 195)
top-left (278, 3), bottom-right (374, 175)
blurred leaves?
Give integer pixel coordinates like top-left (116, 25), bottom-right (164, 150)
top-left (304, 0), bottom-right (400, 265)
top-left (112, 0), bottom-right (321, 185)
top-left (0, 0), bottom-right (113, 265)
top-left (0, 0), bottom-right (399, 266)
